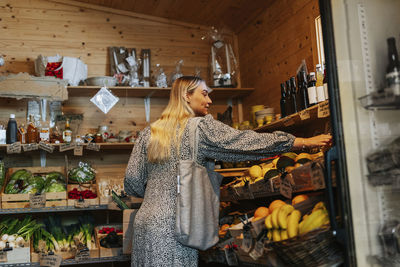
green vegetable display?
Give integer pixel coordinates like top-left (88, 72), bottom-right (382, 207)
top-left (68, 162), bottom-right (96, 183)
top-left (0, 160), bottom-right (5, 190)
top-left (4, 169), bottom-right (66, 194)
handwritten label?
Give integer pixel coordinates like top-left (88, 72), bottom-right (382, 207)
top-left (74, 199), bottom-right (90, 208)
top-left (280, 176), bottom-right (292, 199)
top-left (75, 248), bottom-right (90, 262)
top-left (241, 226), bottom-right (253, 253)
top-left (311, 163), bottom-right (326, 190)
top-left (39, 253), bottom-right (62, 267)
top-left (317, 101), bottom-right (330, 118)
top-left (29, 194), bottom-right (46, 208)
top-left (299, 109), bottom-right (311, 120)
top-left (282, 117), bottom-right (295, 127)
top-left (0, 251), bottom-right (7, 262)
top-left (86, 142), bottom-right (100, 151)
top-left (23, 143), bottom-right (39, 152)
top-left (224, 247), bottom-right (238, 266)
top-left (59, 143), bottom-right (76, 152)
top-left (249, 239), bottom-right (265, 260)
top-left (39, 142), bottom-right (54, 153)
top-left (7, 142), bottom-right (21, 154)
top-left (74, 145), bottom-right (83, 156)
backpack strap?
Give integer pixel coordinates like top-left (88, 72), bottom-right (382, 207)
top-left (187, 117), bottom-right (202, 161)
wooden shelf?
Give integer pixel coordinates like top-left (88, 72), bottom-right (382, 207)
top-left (0, 142), bottom-right (134, 151)
top-left (215, 167), bottom-right (249, 177)
top-left (254, 100), bottom-right (330, 133)
top-left (67, 86), bottom-right (254, 99)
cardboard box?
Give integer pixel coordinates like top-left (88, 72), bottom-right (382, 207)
top-left (122, 209), bottom-right (137, 255)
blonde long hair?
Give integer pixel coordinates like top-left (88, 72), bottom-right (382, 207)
top-left (147, 76), bottom-right (205, 163)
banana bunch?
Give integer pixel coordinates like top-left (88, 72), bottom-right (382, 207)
top-left (299, 202), bottom-right (330, 235)
top-left (264, 204), bottom-right (301, 242)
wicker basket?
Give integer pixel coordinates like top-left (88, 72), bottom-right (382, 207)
top-left (271, 227), bottom-right (343, 266)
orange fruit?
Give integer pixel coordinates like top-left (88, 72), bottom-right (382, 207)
top-left (220, 224), bottom-right (230, 232)
top-left (292, 194), bottom-right (309, 205)
top-left (254, 207), bottom-right (269, 218)
top-left (268, 200), bottom-right (286, 213)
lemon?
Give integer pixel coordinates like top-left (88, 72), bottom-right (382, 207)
top-left (249, 165), bottom-right (262, 178)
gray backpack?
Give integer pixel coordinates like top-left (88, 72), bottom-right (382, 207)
top-left (175, 117), bottom-right (223, 250)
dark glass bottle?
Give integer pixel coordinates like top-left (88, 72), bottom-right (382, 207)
top-left (299, 71), bottom-right (309, 109)
top-left (307, 72), bottom-right (317, 106)
top-left (290, 77), bottom-right (298, 114)
top-left (386, 37), bottom-right (400, 95)
top-left (6, 114), bottom-right (18, 144)
top-left (285, 80), bottom-right (293, 115)
top-left (280, 83), bottom-right (287, 118)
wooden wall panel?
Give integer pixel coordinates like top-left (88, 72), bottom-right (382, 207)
top-left (0, 0), bottom-right (235, 136)
top-left (238, 0), bottom-right (320, 121)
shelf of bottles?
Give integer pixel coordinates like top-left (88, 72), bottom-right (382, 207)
top-left (0, 142), bottom-right (134, 152)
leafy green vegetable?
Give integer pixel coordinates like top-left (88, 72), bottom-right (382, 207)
top-left (68, 162), bottom-right (96, 183)
top-left (43, 182), bottom-right (66, 193)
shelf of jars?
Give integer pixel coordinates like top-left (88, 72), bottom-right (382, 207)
top-left (0, 142), bottom-right (134, 153)
top-left (67, 86), bottom-right (255, 99)
top-left (254, 100), bottom-right (330, 133)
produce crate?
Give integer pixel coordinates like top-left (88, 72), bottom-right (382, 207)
top-left (290, 159), bottom-right (326, 191)
top-left (94, 164), bottom-right (126, 205)
top-left (1, 167), bottom-right (67, 209)
top-left (2, 241), bottom-right (30, 264)
top-left (95, 224), bottom-right (123, 257)
top-left (249, 177), bottom-right (274, 198)
top-left (30, 237), bottom-right (99, 262)
top-left (67, 183), bottom-right (99, 206)
top-left (232, 184), bottom-right (253, 200)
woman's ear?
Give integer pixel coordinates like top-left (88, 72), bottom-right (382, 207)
top-left (183, 92), bottom-right (191, 103)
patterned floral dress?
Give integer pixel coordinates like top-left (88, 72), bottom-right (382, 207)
top-left (124, 115), bottom-right (295, 267)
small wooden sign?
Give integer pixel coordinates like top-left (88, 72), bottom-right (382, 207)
top-left (23, 143), bottom-right (39, 152)
top-left (74, 145), bottom-right (83, 156)
top-left (74, 199), bottom-right (90, 208)
top-left (282, 116), bottom-right (295, 127)
top-left (59, 143), bottom-right (75, 152)
top-left (29, 193), bottom-right (46, 208)
top-left (75, 248), bottom-right (90, 262)
top-left (86, 142), bottom-right (100, 151)
top-left (0, 251), bottom-right (7, 262)
top-left (7, 142), bottom-right (21, 154)
top-left (39, 253), bottom-right (62, 267)
top-left (280, 176), bottom-right (293, 199)
top-left (311, 163), bottom-right (326, 190)
top-left (299, 109), bottom-right (311, 120)
top-left (39, 142), bottom-right (55, 153)
top-left (317, 101), bottom-right (330, 118)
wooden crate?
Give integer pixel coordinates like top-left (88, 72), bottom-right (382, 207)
top-left (67, 183), bottom-right (99, 206)
top-left (95, 224), bottom-right (123, 258)
top-left (94, 164), bottom-right (126, 205)
top-left (1, 167), bottom-right (67, 209)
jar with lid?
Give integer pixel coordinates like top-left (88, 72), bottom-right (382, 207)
top-left (94, 133), bottom-right (103, 143)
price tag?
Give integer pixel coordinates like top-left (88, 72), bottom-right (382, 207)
top-left (74, 199), bottom-right (90, 208)
top-left (75, 248), bottom-right (90, 262)
top-left (7, 142), bottom-right (21, 154)
top-left (224, 247), bottom-right (238, 266)
top-left (23, 143), bottom-right (39, 152)
top-left (29, 193), bottom-right (46, 208)
top-left (317, 101), bottom-right (330, 118)
top-left (0, 251), bottom-right (7, 262)
top-left (282, 117), bottom-right (295, 127)
top-left (86, 142), bottom-right (100, 151)
top-left (39, 253), bottom-right (62, 267)
top-left (39, 142), bottom-right (54, 153)
top-left (299, 109), bottom-right (310, 120)
top-left (280, 176), bottom-right (292, 199)
top-left (311, 163), bottom-right (326, 190)
top-left (74, 145), bottom-right (83, 156)
top-left (249, 239), bottom-right (265, 260)
top-left (59, 143), bottom-right (76, 152)
top-left (241, 225), bottom-right (253, 253)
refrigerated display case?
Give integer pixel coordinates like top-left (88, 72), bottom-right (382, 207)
top-left (320, 0), bottom-right (400, 266)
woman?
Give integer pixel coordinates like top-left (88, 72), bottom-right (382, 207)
top-left (124, 76), bottom-right (331, 267)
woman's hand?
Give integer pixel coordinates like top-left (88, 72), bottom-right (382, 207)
top-left (293, 134), bottom-right (332, 149)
